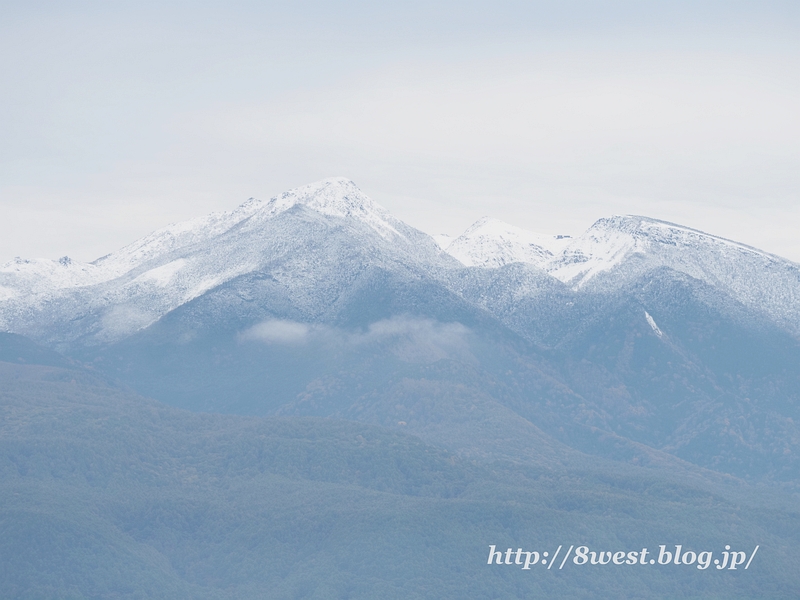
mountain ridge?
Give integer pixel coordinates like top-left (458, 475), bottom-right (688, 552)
top-left (2, 178), bottom-right (799, 484)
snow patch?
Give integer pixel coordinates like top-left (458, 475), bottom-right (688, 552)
top-left (644, 311), bottom-right (663, 337)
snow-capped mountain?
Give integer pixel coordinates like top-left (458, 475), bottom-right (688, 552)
top-left (0, 178), bottom-right (453, 347)
top-left (442, 213), bottom-right (800, 337)
top-left (4, 180), bottom-right (800, 346)
top-left (4, 180), bottom-right (800, 347)
top-left (2, 178), bottom-right (436, 294)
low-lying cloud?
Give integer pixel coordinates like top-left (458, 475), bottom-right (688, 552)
top-left (239, 319), bottom-right (311, 344)
top-left (355, 316), bottom-right (472, 363)
top-left (239, 315), bottom-right (473, 363)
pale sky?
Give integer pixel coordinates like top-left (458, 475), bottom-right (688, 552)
top-left (2, 1), bottom-right (799, 263)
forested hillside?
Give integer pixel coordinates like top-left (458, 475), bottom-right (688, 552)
top-left (1, 342), bottom-right (799, 598)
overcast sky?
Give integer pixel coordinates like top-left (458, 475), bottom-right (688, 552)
top-left (2, 1), bottom-right (799, 263)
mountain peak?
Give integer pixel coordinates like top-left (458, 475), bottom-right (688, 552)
top-left (92, 179), bottom-right (399, 277)
top-left (251, 178), bottom-right (402, 240)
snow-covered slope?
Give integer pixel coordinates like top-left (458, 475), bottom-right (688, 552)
top-left (548, 215), bottom-right (800, 335)
top-left (547, 215), bottom-right (780, 286)
top-left (444, 217), bottom-right (572, 269)
top-left (0, 178), bottom-right (453, 346)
